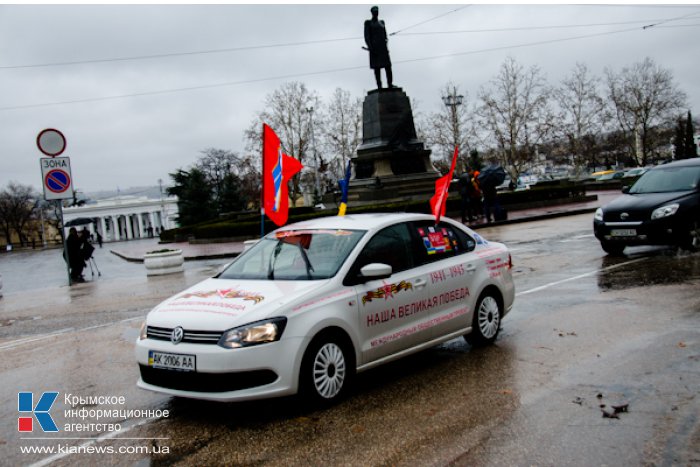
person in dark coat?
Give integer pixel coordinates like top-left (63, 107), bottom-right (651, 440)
top-left (66, 227), bottom-right (85, 282)
top-left (478, 160), bottom-right (505, 223)
top-left (364, 6), bottom-right (393, 89)
top-left (458, 168), bottom-right (479, 224)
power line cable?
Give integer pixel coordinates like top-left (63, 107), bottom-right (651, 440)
top-left (0, 37), bottom-right (360, 70)
top-left (0, 23), bottom-right (694, 112)
top-left (389, 5), bottom-right (471, 36)
top-left (397, 18), bottom-right (696, 36)
top-left (641, 9), bottom-right (700, 29)
top-left (2, 15), bottom-right (690, 70)
top-left (0, 6), bottom-right (469, 70)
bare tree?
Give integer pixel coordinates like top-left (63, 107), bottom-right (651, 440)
top-left (424, 82), bottom-right (474, 173)
top-left (322, 88), bottom-right (362, 182)
top-left (605, 57), bottom-right (687, 166)
top-left (554, 62), bottom-right (608, 173)
top-left (0, 182), bottom-right (42, 246)
top-left (244, 82), bottom-right (320, 205)
top-left (476, 57), bottom-right (554, 180)
top-left (194, 148), bottom-right (256, 213)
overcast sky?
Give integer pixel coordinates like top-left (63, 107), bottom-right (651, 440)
top-left (1, 3), bottom-right (699, 195)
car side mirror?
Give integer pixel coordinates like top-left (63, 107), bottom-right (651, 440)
top-left (622, 186), bottom-right (630, 194)
top-left (359, 263), bottom-right (392, 282)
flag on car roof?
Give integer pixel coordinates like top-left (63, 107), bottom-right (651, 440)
top-left (262, 124), bottom-right (303, 227)
top-left (430, 146), bottom-right (458, 224)
top-left (337, 159), bottom-right (352, 216)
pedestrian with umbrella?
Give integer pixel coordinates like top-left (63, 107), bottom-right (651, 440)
top-left (66, 227), bottom-right (85, 282)
top-left (477, 159), bottom-right (507, 223)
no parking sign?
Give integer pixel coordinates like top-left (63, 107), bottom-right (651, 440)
top-left (37, 129), bottom-right (73, 201)
top-left (40, 157), bottom-right (73, 200)
top-left (37, 128), bottom-right (76, 285)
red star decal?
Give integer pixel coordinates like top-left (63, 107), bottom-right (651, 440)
top-left (382, 282), bottom-right (394, 299)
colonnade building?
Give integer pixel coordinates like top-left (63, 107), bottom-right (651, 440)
top-left (63, 195), bottom-right (179, 242)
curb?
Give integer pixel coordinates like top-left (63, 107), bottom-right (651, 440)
top-left (470, 207), bottom-right (597, 230)
top-left (110, 250), bottom-right (241, 263)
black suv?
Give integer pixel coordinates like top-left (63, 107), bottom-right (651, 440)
top-left (593, 158), bottom-right (700, 255)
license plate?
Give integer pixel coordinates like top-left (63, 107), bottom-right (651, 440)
top-left (148, 350), bottom-right (196, 372)
top-left (611, 229), bottom-right (636, 237)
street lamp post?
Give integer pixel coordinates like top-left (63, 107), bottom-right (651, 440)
top-left (158, 178), bottom-right (166, 231)
top-left (442, 91), bottom-right (464, 168)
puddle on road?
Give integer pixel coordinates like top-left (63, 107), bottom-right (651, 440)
top-left (598, 248), bottom-right (700, 291)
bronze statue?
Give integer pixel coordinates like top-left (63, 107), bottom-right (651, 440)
top-left (364, 6), bottom-right (393, 89)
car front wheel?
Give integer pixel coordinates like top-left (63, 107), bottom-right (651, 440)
top-left (678, 220), bottom-right (700, 251)
top-left (465, 291), bottom-right (502, 347)
top-left (300, 334), bottom-right (354, 405)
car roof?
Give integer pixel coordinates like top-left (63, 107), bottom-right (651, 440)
top-left (274, 212), bottom-right (448, 233)
top-left (652, 158), bottom-right (700, 169)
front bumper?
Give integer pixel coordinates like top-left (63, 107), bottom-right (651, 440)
top-left (593, 218), bottom-right (687, 246)
top-left (135, 336), bottom-right (305, 402)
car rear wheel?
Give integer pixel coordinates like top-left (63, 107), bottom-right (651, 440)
top-left (600, 241), bottom-right (625, 256)
top-left (300, 333), bottom-right (354, 405)
top-left (465, 291), bottom-right (502, 347)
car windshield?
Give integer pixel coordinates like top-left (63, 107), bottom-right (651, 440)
top-left (629, 166), bottom-right (700, 194)
top-left (218, 229), bottom-right (366, 280)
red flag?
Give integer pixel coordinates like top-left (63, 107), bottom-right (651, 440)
top-left (262, 124), bottom-right (303, 227)
top-left (430, 146), bottom-right (459, 224)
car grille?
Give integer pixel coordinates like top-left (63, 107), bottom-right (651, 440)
top-left (603, 211), bottom-right (647, 222)
top-left (147, 326), bottom-right (223, 344)
top-left (139, 365), bottom-right (278, 393)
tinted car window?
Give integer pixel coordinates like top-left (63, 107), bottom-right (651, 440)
top-left (630, 166), bottom-right (700, 194)
top-left (413, 221), bottom-right (475, 265)
top-left (345, 223), bottom-right (415, 284)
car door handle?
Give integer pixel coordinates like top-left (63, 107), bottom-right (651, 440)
top-left (414, 278), bottom-right (427, 289)
top-left (465, 264), bottom-right (477, 274)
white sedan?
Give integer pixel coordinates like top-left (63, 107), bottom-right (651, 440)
top-left (135, 213), bottom-right (515, 404)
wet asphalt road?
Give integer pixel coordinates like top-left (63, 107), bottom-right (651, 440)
top-left (1, 213), bottom-right (698, 466)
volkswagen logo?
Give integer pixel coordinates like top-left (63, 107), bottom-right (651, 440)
top-left (171, 326), bottom-right (184, 345)
top-left (620, 212), bottom-right (629, 220)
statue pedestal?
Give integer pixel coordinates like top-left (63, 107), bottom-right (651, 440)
top-left (350, 88), bottom-right (438, 205)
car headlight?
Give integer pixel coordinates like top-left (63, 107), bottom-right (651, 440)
top-left (594, 208), bottom-right (604, 222)
top-left (218, 318), bottom-right (287, 349)
top-left (138, 321), bottom-right (148, 340)
top-left (651, 203), bottom-right (679, 220)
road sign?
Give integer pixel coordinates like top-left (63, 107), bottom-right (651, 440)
top-left (37, 129), bottom-right (67, 157)
top-left (40, 157), bottom-right (73, 200)
top-left (45, 169), bottom-right (70, 193)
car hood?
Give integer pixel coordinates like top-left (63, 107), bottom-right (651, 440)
top-left (603, 191), bottom-right (691, 213)
top-left (146, 277), bottom-right (330, 331)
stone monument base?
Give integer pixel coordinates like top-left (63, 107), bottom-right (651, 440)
top-left (347, 173), bottom-right (440, 205)
top-left (349, 87), bottom-right (439, 206)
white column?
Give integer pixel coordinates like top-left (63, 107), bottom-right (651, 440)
top-left (111, 216), bottom-right (120, 241)
top-left (125, 215), bottom-right (134, 240)
top-left (100, 217), bottom-right (107, 240)
top-left (137, 213), bottom-right (145, 239)
top-left (161, 207), bottom-right (169, 230)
